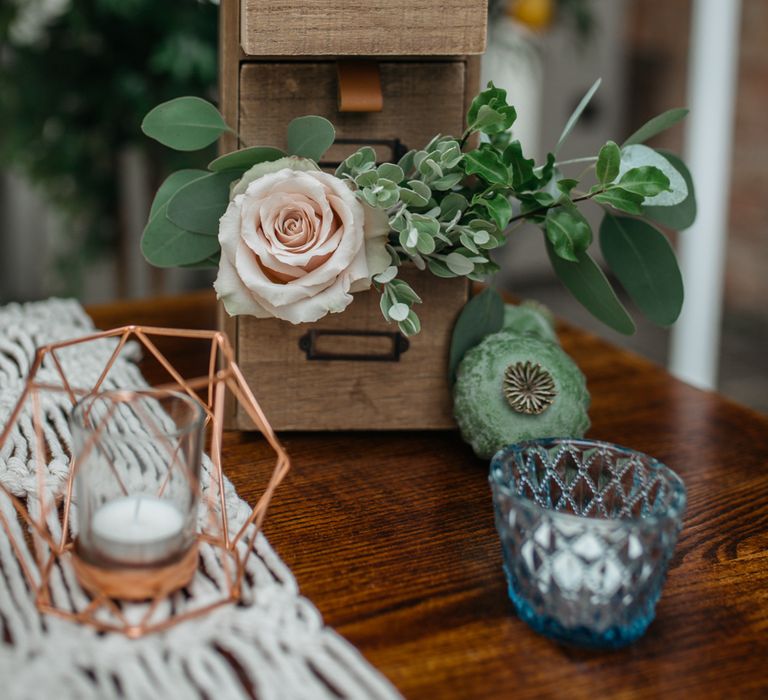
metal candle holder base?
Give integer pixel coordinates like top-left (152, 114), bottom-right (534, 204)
top-left (0, 326), bottom-right (291, 638)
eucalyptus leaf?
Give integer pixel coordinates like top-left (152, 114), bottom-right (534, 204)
top-left (618, 144), bottom-right (687, 205)
top-left (431, 172), bottom-right (464, 191)
top-left (286, 115), bottom-right (335, 161)
top-left (545, 207), bottom-right (592, 262)
top-left (596, 140), bottom-right (621, 185)
top-left (617, 166), bottom-right (670, 197)
top-left (643, 150), bottom-right (697, 230)
top-left (149, 169), bottom-right (208, 219)
top-left (556, 78), bottom-right (602, 154)
top-left (208, 146), bottom-right (286, 173)
top-left (599, 214), bottom-right (684, 325)
top-left (142, 97), bottom-right (231, 152)
top-left (623, 107), bottom-right (689, 146)
top-left (166, 171), bottom-right (236, 235)
top-left (546, 241), bottom-right (635, 335)
top-left (141, 211), bottom-right (220, 268)
top-left (179, 253), bottom-right (221, 269)
top-left (374, 266), bottom-right (398, 284)
top-left (448, 287), bottom-right (504, 382)
top-left (593, 188), bottom-right (645, 215)
top-left (427, 258), bottom-right (458, 278)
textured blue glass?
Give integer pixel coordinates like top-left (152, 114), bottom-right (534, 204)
top-left (490, 438), bottom-right (686, 648)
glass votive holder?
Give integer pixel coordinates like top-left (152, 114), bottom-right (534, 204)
top-left (69, 389), bottom-right (204, 600)
top-left (489, 437), bottom-right (686, 648)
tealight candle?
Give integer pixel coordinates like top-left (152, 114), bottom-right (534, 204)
top-left (91, 495), bottom-right (187, 566)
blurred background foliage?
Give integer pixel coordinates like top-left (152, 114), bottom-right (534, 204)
top-left (0, 0), bottom-right (219, 288)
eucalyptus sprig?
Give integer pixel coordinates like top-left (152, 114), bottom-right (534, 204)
top-left (140, 79), bottom-right (695, 342)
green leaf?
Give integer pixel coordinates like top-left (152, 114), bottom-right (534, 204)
top-left (556, 78), bottom-right (602, 154)
top-left (556, 178), bottom-right (579, 196)
top-left (439, 193), bottom-right (469, 220)
top-left (503, 140), bottom-right (537, 189)
top-left (427, 258), bottom-right (458, 278)
top-left (179, 253), bottom-right (221, 269)
top-left (466, 82), bottom-right (517, 133)
top-left (596, 140), bottom-right (621, 185)
top-left (546, 241), bottom-right (635, 334)
top-left (445, 252), bottom-right (474, 276)
top-left (599, 214), bottom-right (684, 325)
top-left (593, 188), bottom-right (645, 215)
top-left (623, 108), bottom-right (689, 147)
top-left (448, 287), bottom-right (504, 382)
top-left (377, 162), bottom-right (405, 183)
top-left (398, 187), bottom-right (430, 207)
top-left (141, 97), bottom-right (231, 152)
top-left (545, 207), bottom-right (592, 262)
top-left (618, 166), bottom-right (670, 197)
top-left (643, 150), bottom-right (697, 230)
top-left (389, 279), bottom-right (422, 304)
top-left (398, 310), bottom-right (422, 337)
top-left (142, 203), bottom-right (220, 268)
top-left (479, 192), bottom-right (513, 231)
top-left (431, 172), bottom-right (463, 191)
top-left (208, 146), bottom-right (286, 172)
top-left (463, 146), bottom-right (508, 185)
top-left (166, 171), bottom-right (236, 235)
top-left (286, 115), bottom-right (335, 161)
top-left (618, 145), bottom-right (687, 206)
top-left (149, 169), bottom-right (208, 219)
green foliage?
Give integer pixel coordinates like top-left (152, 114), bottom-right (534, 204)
top-left (596, 141), bottom-right (620, 185)
top-left (142, 97), bottom-right (231, 151)
top-left (208, 146), bottom-right (286, 173)
top-left (623, 108), bottom-right (689, 146)
top-left (286, 116), bottom-right (335, 161)
top-left (556, 78), bottom-right (602, 153)
top-left (166, 171), bottom-right (235, 235)
top-left (599, 214), bottom-right (683, 325)
top-left (643, 151), bottom-right (697, 230)
top-left (545, 207), bottom-right (592, 262)
top-left (448, 287), bottom-right (505, 382)
top-left (546, 242), bottom-right (636, 335)
top-left (139, 74), bottom-right (695, 346)
top-left (0, 0), bottom-right (219, 288)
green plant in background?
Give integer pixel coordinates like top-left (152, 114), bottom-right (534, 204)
top-left (141, 78), bottom-right (694, 348)
top-left (0, 0), bottom-right (218, 291)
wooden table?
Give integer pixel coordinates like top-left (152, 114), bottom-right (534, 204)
top-left (89, 291), bottom-right (768, 700)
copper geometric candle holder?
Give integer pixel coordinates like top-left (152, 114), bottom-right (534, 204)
top-left (0, 326), bottom-right (290, 638)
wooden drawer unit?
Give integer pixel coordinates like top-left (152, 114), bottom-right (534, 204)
top-left (240, 0), bottom-right (488, 56)
top-left (219, 2), bottom-right (484, 430)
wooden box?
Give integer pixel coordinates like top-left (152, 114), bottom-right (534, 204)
top-left (240, 0), bottom-right (488, 56)
top-left (219, 2), bottom-right (483, 430)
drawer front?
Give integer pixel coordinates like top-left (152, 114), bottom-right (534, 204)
top-left (240, 0), bottom-right (487, 57)
top-left (234, 269), bottom-right (469, 431)
top-left (239, 61), bottom-right (468, 162)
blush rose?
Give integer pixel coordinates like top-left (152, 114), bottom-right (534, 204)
top-left (214, 157), bottom-right (390, 324)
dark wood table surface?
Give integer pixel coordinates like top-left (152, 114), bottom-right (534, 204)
top-left (88, 291), bottom-right (768, 700)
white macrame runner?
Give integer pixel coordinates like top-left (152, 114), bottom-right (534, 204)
top-left (0, 299), bottom-right (401, 700)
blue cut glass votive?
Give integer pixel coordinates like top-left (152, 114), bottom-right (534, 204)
top-left (489, 438), bottom-right (686, 649)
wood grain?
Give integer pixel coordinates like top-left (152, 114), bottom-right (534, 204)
top-left (87, 291), bottom-right (768, 699)
top-left (240, 0), bottom-right (488, 57)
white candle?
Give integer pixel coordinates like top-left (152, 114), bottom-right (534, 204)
top-left (91, 495), bottom-right (187, 566)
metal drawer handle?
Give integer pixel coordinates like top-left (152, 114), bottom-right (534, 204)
top-left (298, 329), bottom-right (410, 362)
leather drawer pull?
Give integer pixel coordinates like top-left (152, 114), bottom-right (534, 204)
top-left (299, 330), bottom-right (410, 362)
top-left (337, 61), bottom-right (383, 112)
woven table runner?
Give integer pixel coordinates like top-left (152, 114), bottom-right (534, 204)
top-left (0, 299), bottom-right (401, 700)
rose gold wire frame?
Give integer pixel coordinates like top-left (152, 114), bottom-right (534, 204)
top-left (0, 326), bottom-right (291, 638)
